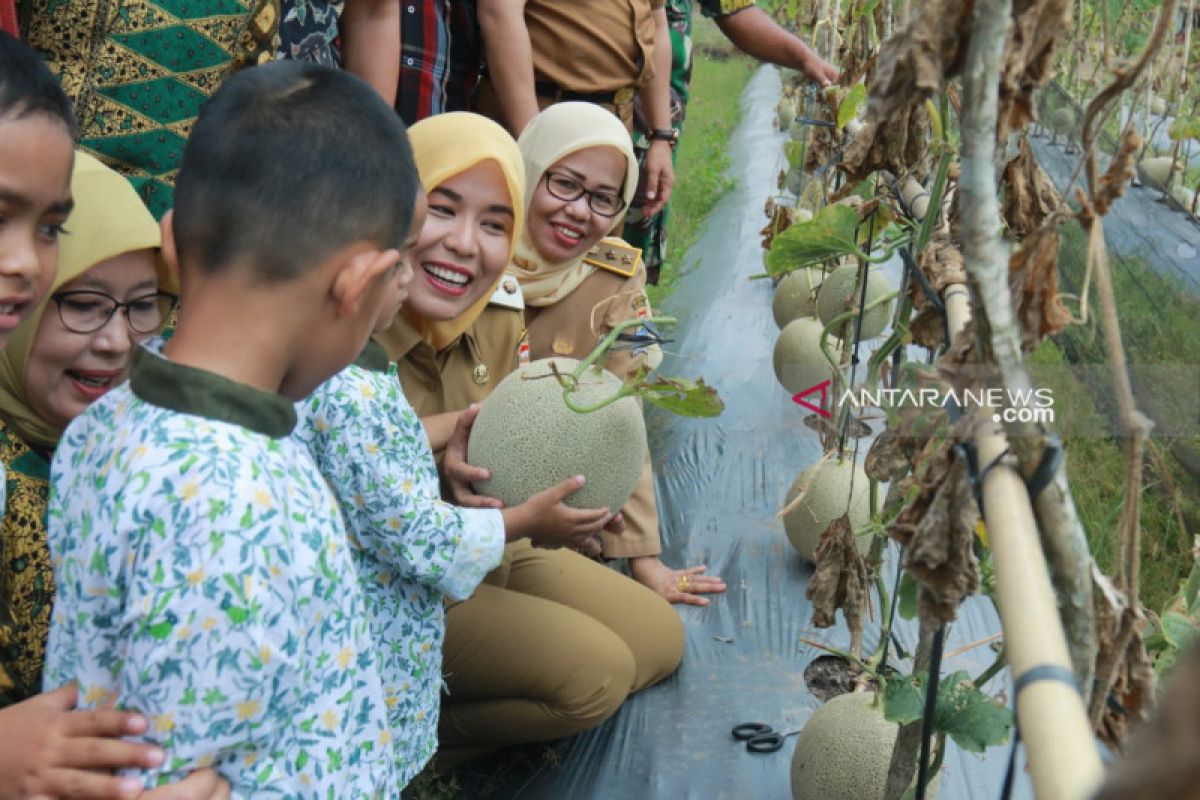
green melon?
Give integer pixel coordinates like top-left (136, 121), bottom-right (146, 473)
top-left (1141, 156), bottom-right (1179, 188)
top-left (773, 317), bottom-right (840, 396)
top-left (816, 262), bottom-right (893, 340)
top-left (773, 269), bottom-right (823, 329)
top-left (467, 357), bottom-right (647, 512)
top-left (1050, 107), bottom-right (1075, 136)
top-left (782, 458), bottom-right (876, 561)
top-left (1173, 185), bottom-right (1197, 215)
top-left (1149, 95), bottom-right (1167, 115)
top-left (791, 692), bottom-right (939, 799)
top-left (777, 95), bottom-right (798, 131)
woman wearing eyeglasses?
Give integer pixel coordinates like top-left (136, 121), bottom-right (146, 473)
top-left (503, 103), bottom-right (726, 604)
top-left (0, 151), bottom-right (177, 711)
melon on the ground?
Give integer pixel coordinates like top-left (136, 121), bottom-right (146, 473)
top-left (1171, 184), bottom-right (1197, 215)
top-left (1142, 156), bottom-right (1180, 188)
top-left (467, 357), bottom-right (647, 512)
top-left (791, 692), bottom-right (939, 799)
top-left (773, 317), bottom-right (841, 396)
top-left (782, 458), bottom-right (876, 561)
top-left (816, 262), bottom-right (894, 340)
top-left (773, 269), bottom-right (823, 328)
top-left (1050, 107), bottom-right (1075, 136)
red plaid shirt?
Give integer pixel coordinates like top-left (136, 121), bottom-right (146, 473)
top-left (396, 0), bottom-right (481, 125)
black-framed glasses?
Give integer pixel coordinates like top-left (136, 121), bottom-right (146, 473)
top-left (543, 171), bottom-right (626, 217)
top-left (51, 290), bottom-right (179, 335)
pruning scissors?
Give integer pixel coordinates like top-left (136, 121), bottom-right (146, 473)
top-left (731, 722), bottom-right (802, 754)
top-left (610, 320), bottom-right (673, 351)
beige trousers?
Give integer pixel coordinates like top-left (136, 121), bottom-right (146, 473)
top-left (438, 541), bottom-right (683, 757)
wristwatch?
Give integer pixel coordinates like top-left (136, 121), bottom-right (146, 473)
top-left (648, 128), bottom-right (679, 148)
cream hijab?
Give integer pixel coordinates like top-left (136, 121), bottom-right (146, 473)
top-left (377, 112), bottom-right (526, 353)
top-left (510, 103), bottom-right (640, 307)
top-left (0, 151), bottom-right (170, 450)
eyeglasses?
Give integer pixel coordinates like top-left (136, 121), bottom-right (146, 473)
top-left (542, 171), bottom-right (626, 218)
top-left (51, 290), bottom-right (179, 335)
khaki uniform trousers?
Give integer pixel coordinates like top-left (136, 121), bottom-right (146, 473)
top-left (475, 76), bottom-right (635, 132)
top-left (437, 540), bottom-right (684, 759)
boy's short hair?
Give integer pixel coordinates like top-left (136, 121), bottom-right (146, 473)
top-left (0, 31), bottom-right (77, 136)
top-left (173, 61), bottom-right (419, 282)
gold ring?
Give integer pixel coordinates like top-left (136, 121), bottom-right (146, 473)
top-left (678, 574), bottom-right (691, 592)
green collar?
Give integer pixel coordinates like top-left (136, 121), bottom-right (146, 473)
top-left (130, 346), bottom-right (297, 438)
top-left (354, 338), bottom-right (391, 373)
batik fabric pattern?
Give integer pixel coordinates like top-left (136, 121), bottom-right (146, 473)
top-left (294, 355), bottom-right (505, 784)
top-left (42, 355), bottom-right (398, 796)
top-left (0, 417), bottom-right (53, 708)
top-left (21, 0), bottom-right (339, 218)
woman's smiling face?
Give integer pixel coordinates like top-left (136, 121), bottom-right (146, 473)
top-left (525, 145), bottom-right (627, 264)
top-left (405, 160), bottom-right (516, 321)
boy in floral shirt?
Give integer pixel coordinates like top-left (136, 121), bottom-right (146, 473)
top-left (42, 61), bottom-right (423, 796)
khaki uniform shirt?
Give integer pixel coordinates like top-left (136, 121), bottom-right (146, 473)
top-left (523, 240), bottom-right (662, 559)
top-left (525, 0), bottom-right (665, 94)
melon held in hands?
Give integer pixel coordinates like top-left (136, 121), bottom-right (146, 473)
top-left (467, 357), bottom-right (647, 512)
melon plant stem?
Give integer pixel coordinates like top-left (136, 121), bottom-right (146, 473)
top-left (557, 316), bottom-right (676, 413)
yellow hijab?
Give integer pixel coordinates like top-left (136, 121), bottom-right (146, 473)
top-left (0, 151), bottom-right (169, 450)
top-left (377, 112), bottom-right (526, 353)
top-left (509, 102), bottom-right (640, 307)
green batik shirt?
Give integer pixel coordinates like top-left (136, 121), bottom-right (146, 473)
top-left (42, 346), bottom-right (399, 796)
top-left (293, 343), bottom-right (504, 785)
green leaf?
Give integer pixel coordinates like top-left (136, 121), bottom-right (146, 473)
top-left (639, 376), bottom-right (725, 417)
top-left (1161, 611), bottom-right (1197, 650)
top-left (765, 204), bottom-right (862, 275)
top-left (785, 140), bottom-right (806, 170)
top-left (897, 571), bottom-right (919, 620)
top-left (851, 0), bottom-right (882, 21)
top-left (882, 672), bottom-right (1013, 753)
top-left (225, 605), bottom-right (250, 624)
top-left (837, 83), bottom-right (867, 129)
top-left (1169, 117), bottom-right (1200, 142)
top-left (934, 671), bottom-right (1013, 753)
top-left (883, 674), bottom-right (926, 724)
top-left (147, 621), bottom-right (174, 640)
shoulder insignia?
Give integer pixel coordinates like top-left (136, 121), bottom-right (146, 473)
top-left (583, 237), bottom-right (642, 278)
top-left (488, 275), bottom-right (525, 310)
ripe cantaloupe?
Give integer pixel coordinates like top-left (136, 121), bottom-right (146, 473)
top-left (816, 263), bottom-right (893, 340)
top-left (777, 96), bottom-right (798, 131)
top-left (790, 692), bottom-right (939, 800)
top-left (782, 459), bottom-right (875, 561)
top-left (773, 317), bottom-right (840, 396)
top-left (467, 357), bottom-right (647, 512)
top-left (773, 269), bottom-right (823, 328)
top-left (1141, 156), bottom-right (1180, 188)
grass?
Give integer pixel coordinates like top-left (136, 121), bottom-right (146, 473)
top-left (646, 15), bottom-right (757, 308)
top-left (1034, 222), bottom-right (1200, 611)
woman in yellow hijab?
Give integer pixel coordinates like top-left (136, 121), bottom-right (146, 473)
top-left (0, 151), bottom-right (176, 703)
top-left (509, 102), bottom-right (727, 606)
top-left (375, 112), bottom-right (682, 768)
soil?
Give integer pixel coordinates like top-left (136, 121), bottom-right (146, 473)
top-left (803, 654), bottom-right (860, 702)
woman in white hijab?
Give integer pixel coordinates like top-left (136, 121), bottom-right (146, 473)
top-left (509, 102), bottom-right (726, 604)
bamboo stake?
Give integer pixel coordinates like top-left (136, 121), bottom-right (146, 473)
top-left (953, 0), bottom-right (1103, 792)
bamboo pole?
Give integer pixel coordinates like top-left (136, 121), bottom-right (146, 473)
top-left (952, 0), bottom-right (1103, 792)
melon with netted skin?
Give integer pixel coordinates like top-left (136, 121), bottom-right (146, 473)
top-left (782, 458), bottom-right (875, 561)
top-left (816, 262), bottom-right (893, 340)
top-left (790, 692), bottom-right (939, 800)
top-left (773, 269), bottom-right (823, 328)
top-left (773, 317), bottom-right (840, 396)
top-left (467, 357), bottom-right (647, 512)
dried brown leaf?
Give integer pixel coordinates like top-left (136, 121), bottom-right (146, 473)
top-left (837, 103), bottom-right (931, 194)
top-left (760, 203), bottom-right (796, 251)
top-left (1002, 137), bottom-right (1064, 238)
top-left (998, 0), bottom-right (1072, 139)
top-left (905, 457), bottom-right (982, 624)
top-left (1008, 225), bottom-right (1072, 349)
top-left (1093, 128), bottom-right (1141, 217)
top-left (806, 514), bottom-right (871, 654)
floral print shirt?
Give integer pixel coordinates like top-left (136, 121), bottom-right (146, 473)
top-left (293, 344), bottom-right (505, 783)
top-left (42, 346), bottom-right (398, 797)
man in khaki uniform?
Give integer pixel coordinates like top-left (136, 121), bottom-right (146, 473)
top-left (477, 0), bottom-right (676, 217)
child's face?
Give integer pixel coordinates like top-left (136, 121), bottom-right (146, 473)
top-left (25, 249), bottom-right (160, 429)
top-left (372, 192), bottom-right (428, 334)
top-left (405, 160), bottom-right (516, 322)
top-left (0, 114), bottom-right (75, 347)
top-left (526, 145), bottom-right (626, 264)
